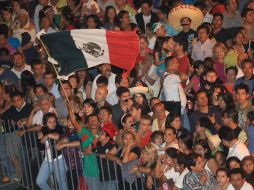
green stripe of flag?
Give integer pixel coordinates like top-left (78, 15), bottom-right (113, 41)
top-left (40, 31), bottom-right (88, 76)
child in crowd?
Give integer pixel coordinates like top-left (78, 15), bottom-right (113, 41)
top-left (151, 130), bottom-right (164, 155)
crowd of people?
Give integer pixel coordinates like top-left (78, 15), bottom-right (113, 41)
top-left (1, 0), bottom-right (254, 190)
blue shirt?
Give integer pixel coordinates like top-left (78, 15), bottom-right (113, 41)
top-left (247, 125), bottom-right (254, 153)
top-left (234, 75), bottom-right (254, 95)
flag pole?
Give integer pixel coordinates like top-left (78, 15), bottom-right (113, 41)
top-left (39, 39), bottom-right (70, 102)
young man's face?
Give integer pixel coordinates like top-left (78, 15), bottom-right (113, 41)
top-left (242, 62), bottom-right (253, 79)
top-left (43, 74), bottom-right (55, 87)
top-left (236, 89), bottom-right (248, 104)
top-left (230, 173), bottom-right (245, 190)
top-left (139, 119), bottom-right (151, 132)
top-left (196, 92), bottom-right (208, 107)
top-left (32, 64), bottom-right (44, 76)
top-left (95, 88), bottom-right (107, 103)
top-left (99, 109), bottom-right (111, 124)
top-left (100, 64), bottom-right (111, 77)
top-left (198, 28), bottom-right (209, 42)
top-left (40, 99), bottom-right (51, 113)
top-left (12, 95), bottom-right (24, 109)
top-left (13, 54), bottom-right (25, 68)
top-left (155, 25), bottom-right (166, 37)
top-left (226, 69), bottom-right (237, 82)
top-left (119, 92), bottom-right (130, 104)
top-left (205, 71), bottom-right (217, 83)
top-left (212, 16), bottom-right (223, 29)
top-left (141, 3), bottom-right (151, 16)
top-left (181, 17), bottom-right (191, 30)
top-left (0, 34), bottom-right (7, 46)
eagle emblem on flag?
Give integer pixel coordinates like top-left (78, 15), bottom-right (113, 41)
top-left (79, 42), bottom-right (104, 58)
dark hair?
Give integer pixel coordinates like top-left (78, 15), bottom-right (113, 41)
top-left (83, 98), bottom-right (97, 110)
top-left (140, 0), bottom-right (152, 7)
top-left (198, 117), bottom-right (217, 135)
top-left (226, 156), bottom-right (241, 169)
top-left (203, 57), bottom-right (214, 71)
top-left (31, 59), bottom-right (43, 69)
top-left (165, 55), bottom-right (177, 67)
top-left (165, 126), bottom-right (177, 135)
top-left (158, 5), bottom-right (170, 15)
top-left (116, 86), bottom-right (130, 97)
top-left (43, 70), bottom-right (56, 79)
top-left (225, 66), bottom-right (238, 75)
top-left (247, 110), bottom-right (254, 124)
top-left (0, 47), bottom-right (10, 57)
top-left (216, 167), bottom-right (230, 177)
top-left (20, 70), bottom-right (36, 98)
top-left (178, 133), bottom-right (193, 151)
top-left (222, 108), bottom-right (238, 123)
top-left (87, 113), bottom-right (99, 121)
top-left (133, 93), bottom-right (150, 114)
top-left (99, 106), bottom-right (112, 115)
top-left (242, 156), bottom-right (254, 166)
top-left (218, 93), bottom-right (235, 111)
top-left (42, 112), bottom-right (58, 126)
top-left (154, 36), bottom-right (167, 56)
top-left (86, 14), bottom-right (102, 29)
top-left (0, 31), bottom-right (8, 39)
top-left (177, 152), bottom-right (187, 167)
top-left (10, 90), bottom-right (24, 99)
top-left (141, 114), bottom-right (153, 124)
top-left (96, 75), bottom-right (108, 86)
top-left (151, 130), bottom-right (164, 142)
top-left (235, 83), bottom-right (249, 94)
top-left (165, 147), bottom-right (178, 159)
top-left (194, 139), bottom-right (211, 159)
top-left (197, 23), bottom-right (210, 34)
top-left (115, 73), bottom-right (125, 85)
top-left (185, 153), bottom-right (202, 171)
top-left (213, 12), bottom-right (224, 20)
top-left (218, 126), bottom-right (236, 141)
top-left (104, 6), bottom-right (116, 23)
top-left (230, 168), bottom-right (245, 179)
top-left (241, 58), bottom-right (253, 68)
top-left (165, 113), bottom-right (181, 128)
top-left (114, 10), bottom-right (129, 27)
top-left (241, 7), bottom-right (254, 18)
top-left (12, 51), bottom-right (24, 59)
top-left (58, 80), bottom-right (72, 91)
top-left (173, 36), bottom-right (188, 52)
top-left (195, 89), bottom-right (207, 100)
top-left (122, 113), bottom-right (132, 124)
top-left (192, 60), bottom-right (204, 70)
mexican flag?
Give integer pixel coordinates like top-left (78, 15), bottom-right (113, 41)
top-left (40, 29), bottom-right (140, 76)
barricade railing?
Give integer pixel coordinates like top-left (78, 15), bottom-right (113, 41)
top-left (0, 120), bottom-right (157, 190)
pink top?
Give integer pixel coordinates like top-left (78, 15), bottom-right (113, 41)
top-left (214, 59), bottom-right (226, 82)
top-left (191, 75), bottom-right (201, 92)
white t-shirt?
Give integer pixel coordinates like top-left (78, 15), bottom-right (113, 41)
top-left (91, 73), bottom-right (116, 100)
top-left (240, 182), bottom-right (253, 190)
top-left (227, 141), bottom-right (250, 160)
top-left (162, 73), bottom-right (181, 102)
top-left (11, 64), bottom-right (32, 79)
top-left (32, 107), bottom-right (57, 126)
top-left (175, 168), bottom-right (189, 189)
top-left (164, 167), bottom-right (179, 182)
top-left (142, 15), bottom-right (151, 30)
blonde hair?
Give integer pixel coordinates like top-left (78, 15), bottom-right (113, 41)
top-left (142, 144), bottom-right (158, 165)
top-left (213, 42), bottom-right (227, 55)
top-left (122, 129), bottom-right (137, 142)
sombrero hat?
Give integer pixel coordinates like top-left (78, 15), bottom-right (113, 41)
top-left (168, 5), bottom-right (203, 31)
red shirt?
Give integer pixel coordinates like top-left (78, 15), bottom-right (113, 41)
top-left (140, 130), bottom-right (152, 148)
top-left (177, 54), bottom-right (190, 87)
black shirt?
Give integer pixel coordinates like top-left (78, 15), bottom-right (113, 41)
top-left (1, 103), bottom-right (33, 133)
top-left (210, 28), bottom-right (232, 45)
top-left (177, 29), bottom-right (197, 52)
top-left (95, 141), bottom-right (117, 181)
top-left (38, 125), bottom-right (64, 160)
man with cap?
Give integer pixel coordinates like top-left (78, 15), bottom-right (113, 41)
top-left (95, 123), bottom-right (117, 190)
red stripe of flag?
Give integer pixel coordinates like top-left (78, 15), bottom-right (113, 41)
top-left (106, 31), bottom-right (140, 72)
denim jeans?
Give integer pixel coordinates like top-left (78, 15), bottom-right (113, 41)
top-left (36, 157), bottom-right (68, 190)
top-left (84, 176), bottom-right (100, 190)
top-left (100, 180), bottom-right (118, 190)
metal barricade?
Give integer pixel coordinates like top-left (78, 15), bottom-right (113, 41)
top-left (0, 120), bottom-right (157, 190)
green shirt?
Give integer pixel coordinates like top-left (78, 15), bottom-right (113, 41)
top-left (78, 127), bottom-right (99, 177)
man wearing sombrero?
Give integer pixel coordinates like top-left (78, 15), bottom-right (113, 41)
top-left (177, 17), bottom-right (197, 53)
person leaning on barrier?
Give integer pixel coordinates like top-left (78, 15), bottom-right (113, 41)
top-left (36, 112), bottom-right (68, 190)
